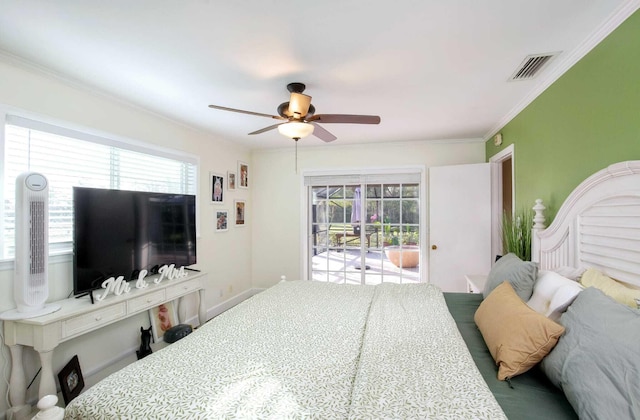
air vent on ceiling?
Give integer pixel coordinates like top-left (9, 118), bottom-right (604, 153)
top-left (509, 53), bottom-right (558, 81)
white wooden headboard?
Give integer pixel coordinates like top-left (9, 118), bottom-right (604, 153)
top-left (532, 161), bottom-right (640, 288)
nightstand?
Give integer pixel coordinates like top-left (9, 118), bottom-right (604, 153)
top-left (465, 274), bottom-right (488, 294)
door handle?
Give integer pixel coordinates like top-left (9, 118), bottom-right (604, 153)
top-left (431, 244), bottom-right (437, 250)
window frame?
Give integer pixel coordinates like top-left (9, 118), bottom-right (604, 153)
top-left (301, 166), bottom-right (427, 283)
top-left (0, 108), bottom-right (200, 270)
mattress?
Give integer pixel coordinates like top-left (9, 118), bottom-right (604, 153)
top-left (65, 281), bottom-right (506, 419)
top-left (444, 292), bottom-right (577, 420)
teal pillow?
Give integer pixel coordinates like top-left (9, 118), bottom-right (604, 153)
top-left (541, 287), bottom-right (640, 420)
top-left (483, 253), bottom-right (537, 301)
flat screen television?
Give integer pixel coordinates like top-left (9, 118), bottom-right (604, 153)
top-left (73, 187), bottom-right (197, 297)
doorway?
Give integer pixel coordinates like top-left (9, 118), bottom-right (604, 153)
top-left (429, 163), bottom-right (492, 292)
top-left (303, 171), bottom-right (424, 285)
top-left (490, 144), bottom-right (515, 259)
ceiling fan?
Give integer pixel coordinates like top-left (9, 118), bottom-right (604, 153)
top-left (208, 82), bottom-right (381, 142)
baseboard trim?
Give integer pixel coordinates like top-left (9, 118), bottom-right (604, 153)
top-left (205, 287), bottom-right (264, 321)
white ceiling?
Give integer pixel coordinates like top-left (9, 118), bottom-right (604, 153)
top-left (0, 1), bottom-right (637, 149)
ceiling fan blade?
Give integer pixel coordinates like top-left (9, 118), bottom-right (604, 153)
top-left (248, 123), bottom-right (284, 135)
top-left (311, 122), bottom-right (337, 142)
top-left (307, 114), bottom-right (381, 124)
top-left (208, 104), bottom-right (286, 120)
top-left (288, 93), bottom-right (312, 118)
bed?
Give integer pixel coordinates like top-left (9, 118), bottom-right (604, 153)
top-left (63, 161), bottom-right (640, 419)
top-left (65, 281), bottom-right (507, 419)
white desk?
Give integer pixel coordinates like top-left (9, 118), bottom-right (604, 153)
top-left (465, 274), bottom-right (488, 294)
top-left (3, 271), bottom-right (207, 415)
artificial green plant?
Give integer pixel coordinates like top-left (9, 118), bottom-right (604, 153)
top-left (502, 209), bottom-right (533, 261)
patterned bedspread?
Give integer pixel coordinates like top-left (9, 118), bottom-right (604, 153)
top-left (348, 284), bottom-right (506, 419)
top-left (64, 281), bottom-right (505, 419)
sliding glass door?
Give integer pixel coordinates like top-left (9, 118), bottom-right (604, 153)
top-left (307, 172), bottom-right (422, 285)
top-left (310, 184), bottom-right (362, 284)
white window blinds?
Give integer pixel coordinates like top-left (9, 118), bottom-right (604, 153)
top-left (2, 116), bottom-right (197, 259)
top-left (304, 171), bottom-right (421, 186)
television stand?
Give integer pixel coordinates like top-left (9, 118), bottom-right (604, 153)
top-left (3, 271), bottom-right (207, 418)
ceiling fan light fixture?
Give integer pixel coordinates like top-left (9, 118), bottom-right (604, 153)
top-left (208, 82), bottom-right (379, 143)
top-left (289, 92), bottom-right (312, 117)
top-left (278, 121), bottom-right (314, 139)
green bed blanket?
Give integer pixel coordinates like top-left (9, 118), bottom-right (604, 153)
top-left (444, 292), bottom-right (577, 420)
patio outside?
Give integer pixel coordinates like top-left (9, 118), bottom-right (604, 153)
top-left (311, 225), bottom-right (421, 285)
top-left (310, 183), bottom-right (421, 285)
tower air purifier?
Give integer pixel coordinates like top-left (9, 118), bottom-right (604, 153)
top-left (0, 173), bottom-right (60, 320)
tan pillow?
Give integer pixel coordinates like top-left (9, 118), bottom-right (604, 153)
top-left (580, 268), bottom-right (640, 308)
top-left (474, 282), bottom-right (565, 380)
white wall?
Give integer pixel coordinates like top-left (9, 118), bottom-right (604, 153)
top-left (250, 140), bottom-right (486, 289)
top-left (0, 56), bottom-right (487, 414)
top-left (0, 58), bottom-right (252, 412)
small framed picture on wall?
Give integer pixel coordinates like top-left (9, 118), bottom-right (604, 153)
top-left (149, 301), bottom-right (179, 343)
top-left (227, 171), bottom-right (236, 191)
top-left (235, 199), bottom-right (246, 226)
top-left (210, 172), bottom-right (224, 204)
top-left (215, 209), bottom-right (229, 232)
top-left (238, 161), bottom-right (249, 189)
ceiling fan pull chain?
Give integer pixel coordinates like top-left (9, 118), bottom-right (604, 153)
top-left (295, 138), bottom-right (299, 174)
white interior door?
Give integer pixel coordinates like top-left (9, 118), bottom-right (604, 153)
top-left (429, 163), bottom-right (491, 292)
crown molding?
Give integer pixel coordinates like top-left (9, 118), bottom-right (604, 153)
top-left (484, 0), bottom-right (640, 140)
top-left (0, 50), bottom-right (215, 138)
top-left (251, 137), bottom-right (485, 155)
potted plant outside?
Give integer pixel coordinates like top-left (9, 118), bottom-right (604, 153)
top-left (384, 228), bottom-right (419, 268)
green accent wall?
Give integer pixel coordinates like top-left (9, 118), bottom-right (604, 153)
top-left (486, 10), bottom-right (640, 222)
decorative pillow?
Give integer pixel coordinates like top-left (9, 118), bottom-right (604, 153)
top-left (580, 268), bottom-right (640, 308)
top-left (483, 253), bottom-right (538, 301)
top-left (527, 271), bottom-right (561, 312)
top-left (549, 265), bottom-right (585, 281)
top-left (527, 271), bottom-right (583, 321)
top-left (474, 282), bottom-right (565, 380)
top-left (546, 284), bottom-right (583, 321)
top-left (541, 287), bottom-right (640, 419)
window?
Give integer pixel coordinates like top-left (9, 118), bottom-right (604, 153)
top-left (305, 170), bottom-right (424, 285)
top-left (1, 115), bottom-right (197, 260)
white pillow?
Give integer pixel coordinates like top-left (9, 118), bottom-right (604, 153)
top-left (527, 271), bottom-right (557, 313)
top-left (546, 283), bottom-right (583, 321)
top-left (549, 266), bottom-right (585, 281)
top-left (527, 271), bottom-right (584, 321)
